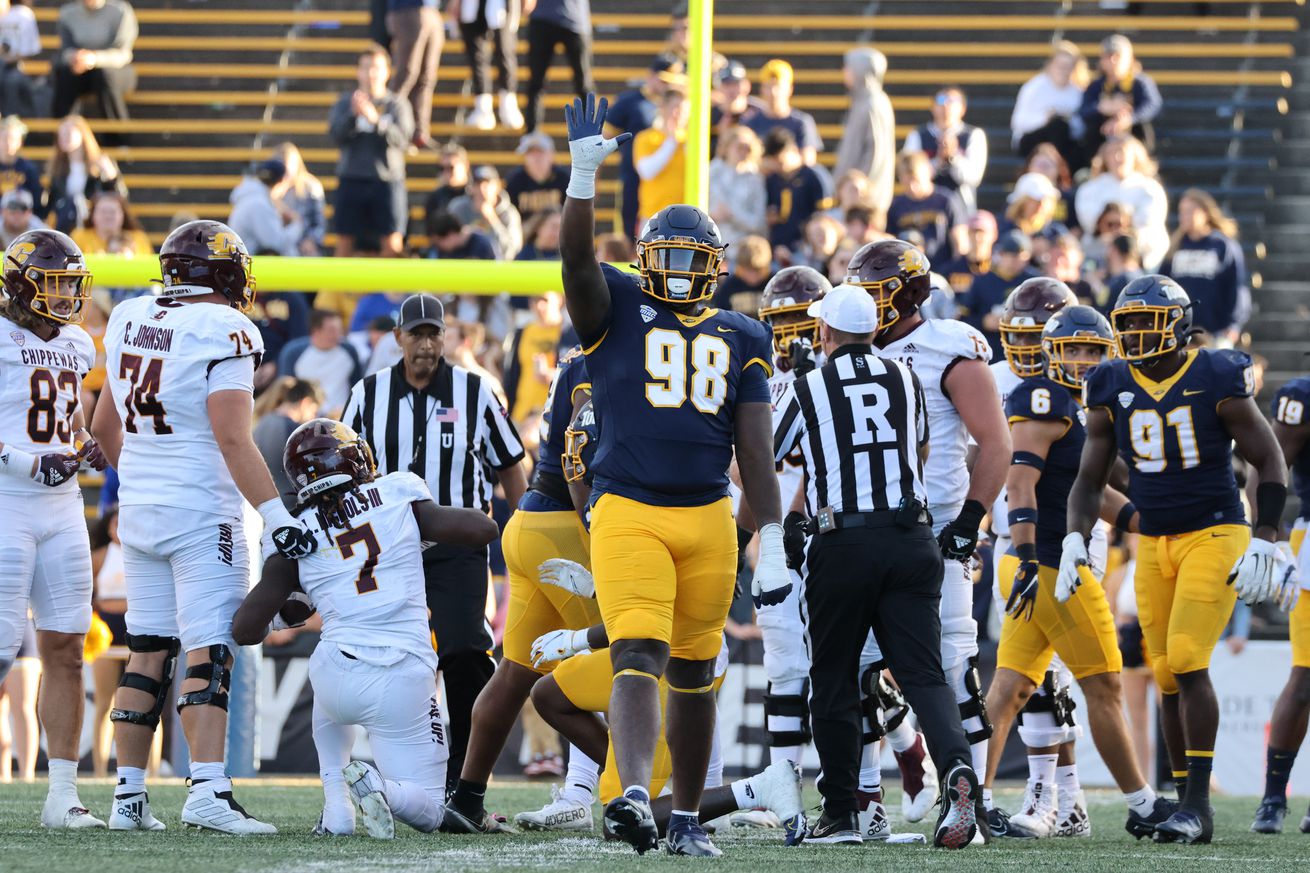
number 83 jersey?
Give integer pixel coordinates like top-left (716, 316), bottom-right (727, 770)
top-left (582, 265), bottom-right (774, 506)
top-left (1084, 347), bottom-right (1251, 537)
top-left (105, 295), bottom-right (264, 517)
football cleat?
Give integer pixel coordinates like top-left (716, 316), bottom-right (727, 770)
top-left (895, 734), bottom-right (939, 822)
top-left (343, 761), bottom-right (394, 840)
top-left (933, 764), bottom-right (980, 849)
top-left (1125, 796), bottom-right (1177, 840)
top-left (41, 796), bottom-right (106, 830)
top-left (856, 789), bottom-right (890, 841)
top-left (1053, 794), bottom-right (1092, 838)
top-left (1007, 780), bottom-right (1057, 838)
top-left (987, 806), bottom-right (1014, 838)
top-left (603, 793), bottom-right (659, 854)
top-left (806, 810), bottom-right (862, 845)
top-left (664, 820), bottom-right (722, 856)
top-left (752, 759), bottom-right (805, 826)
top-left (1300, 804), bottom-right (1310, 833)
top-left (1251, 798), bottom-right (1286, 834)
top-left (513, 785), bottom-right (594, 832)
top-left (180, 784), bottom-right (276, 834)
top-left (108, 791), bottom-right (166, 831)
top-left (1152, 808), bottom-right (1212, 844)
top-left (442, 804), bottom-right (516, 834)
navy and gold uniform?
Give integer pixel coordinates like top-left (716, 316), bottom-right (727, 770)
top-left (997, 375), bottom-right (1121, 684)
top-left (581, 264), bottom-right (772, 659)
top-left (1084, 348), bottom-right (1254, 693)
top-left (1273, 376), bottom-right (1310, 667)
top-left (499, 347), bottom-right (600, 672)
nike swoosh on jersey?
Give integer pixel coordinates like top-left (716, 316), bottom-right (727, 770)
top-left (1183, 389), bottom-right (1205, 396)
top-left (716, 326), bottom-right (737, 333)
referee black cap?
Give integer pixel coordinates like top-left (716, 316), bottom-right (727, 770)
top-left (399, 293), bottom-right (445, 331)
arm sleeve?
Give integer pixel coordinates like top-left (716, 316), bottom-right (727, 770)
top-left (328, 94), bottom-right (357, 144)
top-left (207, 355), bottom-right (256, 395)
top-left (635, 133), bottom-right (678, 180)
top-left (95, 4), bottom-right (137, 69)
top-left (379, 97), bottom-right (415, 149)
top-left (802, 112), bottom-right (824, 153)
top-left (1222, 238), bottom-right (1249, 332)
top-left (16, 12), bottom-right (40, 58)
top-left (1133, 75), bottom-right (1163, 124)
top-left (479, 383), bottom-right (527, 469)
top-left (959, 128), bottom-right (988, 190)
top-left (1010, 77), bottom-right (1048, 139)
top-left (771, 383), bottom-right (804, 463)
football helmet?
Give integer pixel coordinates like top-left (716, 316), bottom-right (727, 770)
top-left (1041, 304), bottom-right (1114, 390)
top-left (562, 399), bottom-right (598, 485)
top-left (283, 418), bottom-right (378, 509)
top-left (2, 229), bottom-right (91, 326)
top-left (759, 265), bottom-right (832, 359)
top-left (636, 204), bottom-right (726, 305)
top-left (845, 239), bottom-right (932, 333)
top-left (1000, 278), bottom-right (1078, 378)
top-left (1110, 274), bottom-right (1193, 365)
top-left (158, 219), bottom-right (256, 312)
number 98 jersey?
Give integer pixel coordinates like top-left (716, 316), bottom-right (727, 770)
top-left (1084, 347), bottom-right (1251, 537)
top-left (105, 295), bottom-right (264, 517)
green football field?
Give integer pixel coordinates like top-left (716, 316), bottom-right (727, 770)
top-left (2, 779), bottom-right (1309, 872)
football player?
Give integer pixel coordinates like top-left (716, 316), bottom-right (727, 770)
top-left (232, 419), bottom-right (498, 837)
top-left (91, 220), bottom-right (316, 834)
top-left (1063, 275), bottom-right (1289, 844)
top-left (560, 93), bottom-right (786, 856)
top-left (990, 302), bottom-right (1174, 840)
top-left (1251, 372), bottom-right (1310, 834)
top-left (0, 230), bottom-right (107, 828)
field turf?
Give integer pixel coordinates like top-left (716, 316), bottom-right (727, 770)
top-left (2, 780), bottom-right (1309, 872)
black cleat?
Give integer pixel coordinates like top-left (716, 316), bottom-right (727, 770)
top-left (1252, 798), bottom-right (1287, 834)
top-left (1153, 808), bottom-right (1213, 844)
top-left (933, 764), bottom-right (979, 849)
top-left (440, 805), bottom-right (515, 834)
top-left (806, 810), bottom-right (862, 845)
top-left (1125, 797), bottom-right (1177, 840)
top-left (988, 806), bottom-right (1019, 839)
top-left (603, 794), bottom-right (659, 854)
top-left (664, 820), bottom-right (722, 856)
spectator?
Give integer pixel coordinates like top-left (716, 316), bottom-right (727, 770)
top-left (0, 115), bottom-right (38, 206)
top-left (386, 0), bottom-right (442, 149)
top-left (70, 190), bottom-right (149, 255)
top-left (826, 239), bottom-right (860, 286)
top-left (523, 0), bottom-right (593, 135)
top-left (903, 85), bottom-right (988, 215)
top-left (53, 0), bottom-right (138, 134)
top-left (1001, 172), bottom-right (1061, 241)
top-left (425, 143), bottom-right (471, 223)
top-left (459, 0), bottom-right (523, 130)
top-left (0, 187), bottom-right (41, 247)
top-left (923, 270), bottom-right (958, 321)
top-left (365, 314), bottom-right (402, 374)
top-left (885, 150), bottom-right (969, 265)
top-left (937, 209), bottom-right (998, 296)
top-left (516, 208), bottom-right (562, 261)
top-left (708, 125), bottom-right (766, 246)
top-left (1081, 200), bottom-right (1134, 277)
top-left (44, 115), bottom-right (123, 234)
top-left (594, 231), bottom-right (634, 264)
top-left (228, 159), bottom-right (305, 258)
top-left (711, 59), bottom-right (751, 137)
top-left (450, 164), bottom-right (523, 259)
top-left (1077, 34), bottom-right (1162, 161)
top-left (1100, 233), bottom-right (1143, 310)
top-left (443, 318), bottom-right (505, 402)
top-left (828, 169), bottom-right (873, 220)
top-left (247, 286), bottom-right (310, 374)
top-left (959, 228), bottom-right (1040, 359)
top-left (835, 47), bottom-right (895, 216)
top-left (663, 3), bottom-right (689, 64)
top-left (1039, 229), bottom-right (1096, 306)
top-left (741, 59), bottom-right (822, 165)
top-left (425, 209), bottom-right (498, 260)
top-left (710, 233), bottom-right (771, 313)
top-left (762, 127), bottom-right (831, 254)
top-left (505, 131), bottom-right (569, 226)
top-left (251, 377), bottom-right (326, 510)
top-left (1161, 188), bottom-right (1249, 345)
top-left (1021, 142), bottom-right (1075, 227)
top-left (1074, 134), bottom-right (1168, 270)
top-left (348, 291), bottom-right (406, 334)
top-left (796, 213), bottom-right (844, 272)
top-left (277, 309), bottom-right (364, 416)
top-left (633, 86), bottom-right (689, 229)
top-left (1010, 40), bottom-right (1087, 158)
top-left (271, 142), bottom-right (327, 256)
top-left (608, 56), bottom-right (682, 239)
top-left (502, 291), bottom-right (565, 424)
top-left (843, 204), bottom-right (882, 248)
top-left (0, 0), bottom-right (39, 117)
top-left (329, 47), bottom-right (414, 257)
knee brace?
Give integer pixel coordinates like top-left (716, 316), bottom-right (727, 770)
top-left (763, 679), bottom-right (812, 747)
top-left (1017, 671), bottom-right (1081, 747)
top-left (176, 643), bottom-right (233, 712)
top-left (954, 656), bottom-right (993, 744)
top-left (860, 663), bottom-right (886, 745)
top-left (875, 673), bottom-right (911, 734)
top-left (666, 657), bottom-right (715, 694)
top-left (110, 633), bottom-right (181, 728)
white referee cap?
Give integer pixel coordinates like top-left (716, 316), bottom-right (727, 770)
top-left (807, 283), bottom-right (879, 333)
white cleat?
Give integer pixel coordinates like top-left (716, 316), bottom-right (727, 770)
top-left (181, 783), bottom-right (277, 834)
top-left (752, 758), bottom-right (805, 824)
top-left (344, 761), bottom-right (395, 840)
top-left (513, 785), bottom-right (594, 832)
top-left (109, 791), bottom-right (166, 831)
top-left (729, 809), bottom-right (781, 828)
top-left (1054, 793), bottom-right (1092, 838)
top-left (857, 790), bottom-right (891, 841)
top-left (41, 795), bottom-right (106, 830)
top-left (1008, 781), bottom-right (1058, 839)
top-left (498, 91), bottom-right (525, 129)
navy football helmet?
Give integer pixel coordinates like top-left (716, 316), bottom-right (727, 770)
top-left (636, 205), bottom-right (726, 305)
top-left (1110, 274), bottom-right (1193, 365)
top-left (845, 239), bottom-right (931, 334)
top-left (1041, 304), bottom-right (1114, 390)
top-left (758, 265), bottom-right (831, 359)
top-left (1000, 277), bottom-right (1078, 378)
top-left (562, 399), bottom-right (598, 485)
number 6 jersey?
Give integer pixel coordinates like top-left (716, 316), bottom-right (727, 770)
top-left (105, 295), bottom-right (264, 517)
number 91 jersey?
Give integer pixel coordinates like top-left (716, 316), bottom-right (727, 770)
top-left (105, 295), bottom-right (264, 518)
top-left (1084, 347), bottom-right (1251, 537)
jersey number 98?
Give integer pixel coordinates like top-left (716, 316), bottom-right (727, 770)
top-left (645, 329), bottom-right (730, 414)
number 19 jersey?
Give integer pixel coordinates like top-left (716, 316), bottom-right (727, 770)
top-left (105, 295), bottom-right (264, 517)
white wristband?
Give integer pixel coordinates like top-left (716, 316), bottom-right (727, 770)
top-left (566, 166), bottom-right (597, 200)
top-left (758, 523), bottom-right (784, 562)
top-left (571, 628), bottom-right (592, 656)
top-left (258, 497), bottom-right (298, 531)
top-left (0, 444), bottom-right (37, 480)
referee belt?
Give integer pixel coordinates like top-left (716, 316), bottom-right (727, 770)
top-left (817, 501), bottom-right (931, 534)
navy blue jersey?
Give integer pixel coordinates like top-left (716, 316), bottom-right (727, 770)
top-left (885, 188), bottom-right (969, 263)
top-left (766, 166), bottom-right (832, 249)
top-left (1007, 375), bottom-right (1084, 568)
top-left (1273, 375), bottom-right (1310, 520)
top-left (1160, 231), bottom-right (1247, 335)
top-left (580, 265), bottom-right (773, 506)
top-left (1085, 348), bottom-right (1253, 536)
top-left (958, 266), bottom-right (1042, 362)
top-left (535, 347), bottom-right (590, 482)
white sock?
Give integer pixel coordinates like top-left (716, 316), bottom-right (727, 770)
top-left (624, 784), bottom-right (650, 802)
top-left (189, 760), bottom-right (230, 794)
top-left (1124, 784), bottom-right (1157, 815)
top-left (886, 721), bottom-right (918, 754)
top-left (970, 740), bottom-right (989, 785)
top-left (320, 770), bottom-right (354, 833)
top-left (1028, 753), bottom-right (1058, 788)
top-left (859, 741), bottom-right (882, 794)
top-left (560, 745), bottom-right (600, 806)
top-left (117, 765), bottom-right (147, 796)
top-left (384, 778), bottom-right (443, 832)
top-left (704, 726), bottom-right (723, 789)
top-left (47, 758), bottom-right (78, 795)
top-left (982, 787), bottom-right (994, 811)
top-left (1056, 764), bottom-right (1080, 814)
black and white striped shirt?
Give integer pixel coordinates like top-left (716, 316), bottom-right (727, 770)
top-left (343, 359), bottom-right (525, 513)
top-left (772, 344), bottom-right (929, 515)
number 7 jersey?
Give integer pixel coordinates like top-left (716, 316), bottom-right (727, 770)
top-left (105, 295), bottom-right (264, 517)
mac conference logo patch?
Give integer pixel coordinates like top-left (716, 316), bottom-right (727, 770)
top-left (640, 304), bottom-right (657, 324)
top-left (1117, 391), bottom-right (1134, 409)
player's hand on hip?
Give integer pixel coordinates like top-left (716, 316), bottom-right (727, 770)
top-left (538, 558), bottom-right (595, 598)
top-left (752, 522), bottom-right (793, 609)
top-left (564, 93), bottom-right (632, 173)
top-left (782, 511), bottom-right (811, 570)
top-left (938, 500), bottom-right (985, 562)
top-left (1227, 537), bottom-right (1278, 605)
top-left (258, 497), bottom-right (318, 559)
top-left (1055, 532), bottom-right (1090, 603)
top-left (33, 451), bottom-right (83, 487)
top-left (531, 628), bottom-right (591, 669)
top-left (1005, 559), bottom-right (1041, 621)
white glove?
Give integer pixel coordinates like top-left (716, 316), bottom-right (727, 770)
top-left (1227, 537), bottom-right (1278, 606)
top-left (1273, 542), bottom-right (1301, 613)
top-left (564, 93), bottom-right (632, 200)
top-left (1055, 532), bottom-right (1090, 603)
top-left (752, 523), bottom-right (792, 608)
top-left (538, 559), bottom-right (594, 598)
top-left (531, 628), bottom-right (590, 669)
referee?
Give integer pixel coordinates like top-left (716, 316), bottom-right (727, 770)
top-left (770, 285), bottom-right (980, 848)
top-left (343, 293), bottom-right (527, 791)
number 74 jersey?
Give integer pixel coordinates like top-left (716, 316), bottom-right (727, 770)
top-left (1084, 347), bottom-right (1252, 537)
top-left (105, 295), bottom-right (264, 518)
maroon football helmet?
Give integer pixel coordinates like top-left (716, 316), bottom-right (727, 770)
top-left (1000, 277), bottom-right (1078, 377)
top-left (283, 419), bottom-right (378, 509)
top-left (759, 266), bottom-right (831, 359)
top-left (2, 229), bottom-right (91, 326)
top-left (158, 219), bottom-right (255, 312)
top-left (845, 239), bottom-right (932, 334)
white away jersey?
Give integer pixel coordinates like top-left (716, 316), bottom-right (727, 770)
top-left (0, 315), bottom-right (94, 495)
top-left (987, 360), bottom-right (1024, 538)
top-left (769, 360), bottom-right (821, 511)
top-left (105, 296), bottom-right (264, 517)
top-left (879, 318), bottom-right (992, 526)
top-left (292, 472), bottom-right (437, 669)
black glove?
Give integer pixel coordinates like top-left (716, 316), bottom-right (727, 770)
top-left (1005, 557), bottom-right (1041, 622)
top-left (78, 438), bottom-right (107, 472)
top-left (34, 452), bottom-right (83, 487)
top-left (270, 524), bottom-right (317, 559)
top-left (938, 499), bottom-right (986, 562)
top-left (788, 339), bottom-right (817, 376)
top-left (783, 510), bottom-right (811, 570)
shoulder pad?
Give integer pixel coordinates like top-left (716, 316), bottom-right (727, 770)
top-left (1006, 376), bottom-right (1069, 423)
top-left (188, 305), bottom-right (265, 361)
top-left (383, 471), bottom-right (433, 504)
top-left (927, 318), bottom-right (992, 361)
top-left (1082, 359), bottom-right (1122, 410)
top-left (1275, 377), bottom-right (1310, 426)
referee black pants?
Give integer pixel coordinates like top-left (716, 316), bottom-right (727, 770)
top-left (804, 523), bottom-right (972, 817)
top-left (424, 542), bottom-right (496, 793)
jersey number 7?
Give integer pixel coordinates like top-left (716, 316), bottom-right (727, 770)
top-left (336, 523), bottom-right (381, 594)
top-left (120, 353), bottom-right (171, 434)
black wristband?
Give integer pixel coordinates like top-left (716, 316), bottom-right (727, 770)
top-left (1016, 542), bottom-right (1038, 563)
top-left (736, 525), bottom-right (754, 553)
top-left (1114, 502), bottom-right (1138, 533)
top-left (1255, 482), bottom-right (1288, 531)
top-left (953, 499), bottom-right (987, 532)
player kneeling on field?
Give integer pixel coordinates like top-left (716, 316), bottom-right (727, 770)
top-left (233, 419), bottom-right (498, 837)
